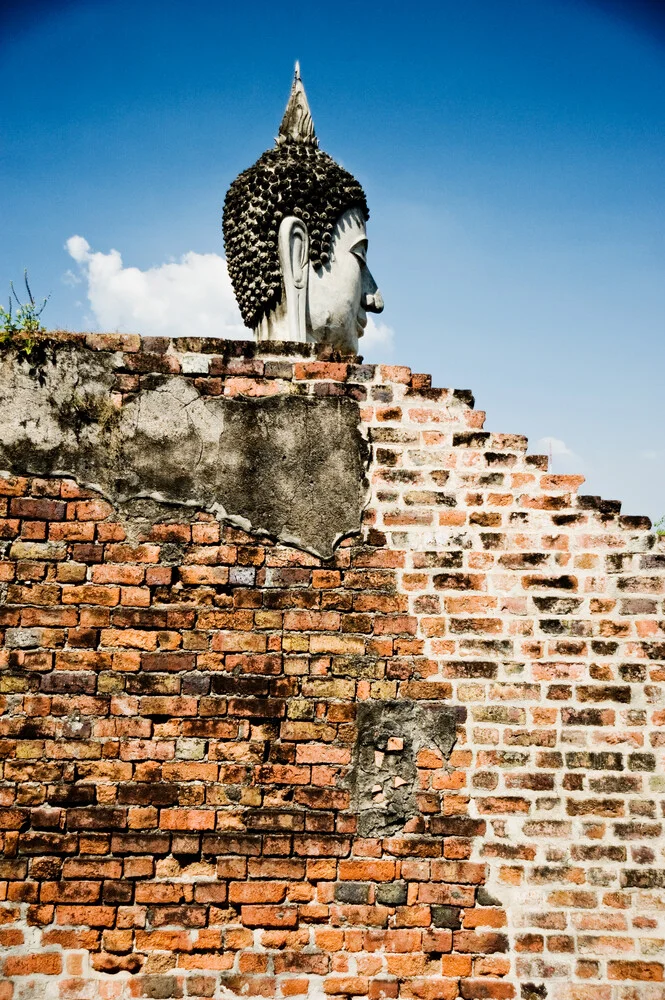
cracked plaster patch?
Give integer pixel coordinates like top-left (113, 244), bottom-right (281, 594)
top-left (348, 700), bottom-right (465, 837)
top-left (0, 344), bottom-right (369, 559)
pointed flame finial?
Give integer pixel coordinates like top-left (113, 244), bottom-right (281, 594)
top-left (277, 61), bottom-right (317, 146)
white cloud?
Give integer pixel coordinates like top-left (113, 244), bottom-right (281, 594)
top-left (360, 316), bottom-right (395, 359)
top-left (534, 436), bottom-right (583, 472)
top-left (65, 236), bottom-right (249, 339)
top-left (67, 235), bottom-right (92, 264)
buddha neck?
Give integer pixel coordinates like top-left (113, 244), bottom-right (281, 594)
top-left (255, 298), bottom-right (303, 343)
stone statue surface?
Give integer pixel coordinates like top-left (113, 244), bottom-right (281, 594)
top-left (223, 64), bottom-right (383, 353)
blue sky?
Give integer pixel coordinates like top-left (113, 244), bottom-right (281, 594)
top-left (1, 0), bottom-right (664, 518)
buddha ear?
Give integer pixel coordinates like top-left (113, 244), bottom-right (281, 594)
top-left (278, 216), bottom-right (309, 342)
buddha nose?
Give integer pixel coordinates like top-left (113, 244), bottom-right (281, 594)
top-left (365, 290), bottom-right (384, 313)
top-left (363, 271), bottom-right (384, 314)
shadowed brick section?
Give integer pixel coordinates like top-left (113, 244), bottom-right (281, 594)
top-left (0, 332), bottom-right (663, 1000)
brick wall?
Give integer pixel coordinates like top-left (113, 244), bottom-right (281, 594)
top-left (0, 333), bottom-right (664, 1000)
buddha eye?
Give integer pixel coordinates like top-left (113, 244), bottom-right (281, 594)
top-left (351, 240), bottom-right (368, 266)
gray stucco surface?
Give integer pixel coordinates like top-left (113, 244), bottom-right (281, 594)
top-left (348, 701), bottom-right (465, 837)
top-left (0, 344), bottom-right (368, 558)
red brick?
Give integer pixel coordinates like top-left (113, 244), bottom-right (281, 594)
top-left (338, 860), bottom-right (396, 882)
top-left (160, 809), bottom-right (215, 830)
top-left (62, 584), bottom-right (120, 606)
top-left (3, 952), bottom-right (62, 975)
top-left (229, 882), bottom-right (287, 903)
top-left (241, 905), bottom-right (298, 928)
top-left (608, 960), bottom-right (664, 981)
top-left (10, 498), bottom-right (66, 520)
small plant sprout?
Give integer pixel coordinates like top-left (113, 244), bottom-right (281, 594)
top-left (654, 516), bottom-right (665, 537)
top-left (0, 269), bottom-right (50, 341)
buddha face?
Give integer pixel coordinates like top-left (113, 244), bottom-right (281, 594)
top-left (306, 207), bottom-right (384, 351)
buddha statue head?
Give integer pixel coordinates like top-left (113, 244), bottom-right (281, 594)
top-left (223, 64), bottom-right (384, 353)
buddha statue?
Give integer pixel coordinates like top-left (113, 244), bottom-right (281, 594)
top-left (223, 64), bottom-right (384, 353)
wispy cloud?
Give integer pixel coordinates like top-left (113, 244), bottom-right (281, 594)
top-left (536, 436), bottom-right (575, 458)
top-left (61, 268), bottom-right (82, 288)
top-left (66, 236), bottom-right (249, 339)
top-left (534, 435), bottom-right (584, 473)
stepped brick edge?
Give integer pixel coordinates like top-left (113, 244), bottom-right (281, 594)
top-left (0, 332), bottom-right (662, 1000)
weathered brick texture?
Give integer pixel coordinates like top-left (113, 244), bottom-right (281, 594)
top-left (0, 333), bottom-right (663, 1000)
